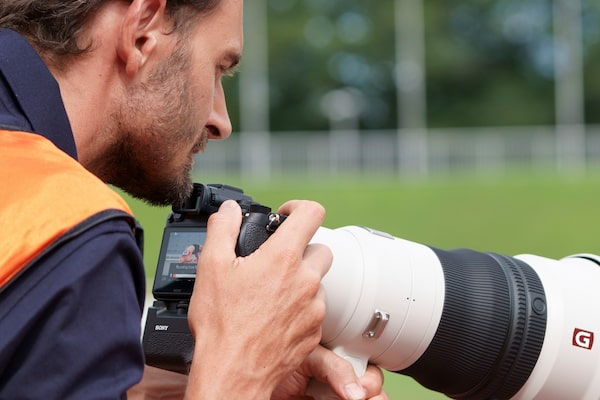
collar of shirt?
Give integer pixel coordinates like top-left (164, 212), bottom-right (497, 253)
top-left (0, 29), bottom-right (77, 160)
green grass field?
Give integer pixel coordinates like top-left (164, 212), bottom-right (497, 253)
top-left (123, 170), bottom-right (600, 399)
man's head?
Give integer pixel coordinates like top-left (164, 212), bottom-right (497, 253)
top-left (0, 0), bottom-right (242, 206)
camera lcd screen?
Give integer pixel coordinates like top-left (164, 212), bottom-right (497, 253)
top-left (152, 227), bottom-right (207, 299)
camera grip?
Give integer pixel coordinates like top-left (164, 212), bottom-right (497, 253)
top-left (236, 212), bottom-right (274, 256)
top-left (236, 211), bottom-right (286, 257)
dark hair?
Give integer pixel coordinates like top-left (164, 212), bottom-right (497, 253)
top-left (0, 0), bottom-right (220, 57)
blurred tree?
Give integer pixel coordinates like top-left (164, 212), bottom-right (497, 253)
top-left (266, 0), bottom-right (397, 132)
top-left (425, 0), bottom-right (556, 127)
top-left (582, 0), bottom-right (600, 124)
top-left (225, 0), bottom-right (600, 132)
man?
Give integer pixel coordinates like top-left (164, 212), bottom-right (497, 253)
top-left (0, 0), bottom-right (387, 398)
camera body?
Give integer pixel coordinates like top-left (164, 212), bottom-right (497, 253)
top-left (142, 183), bottom-right (283, 374)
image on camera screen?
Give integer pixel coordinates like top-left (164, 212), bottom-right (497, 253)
top-left (153, 228), bottom-right (207, 299)
top-left (161, 231), bottom-right (206, 279)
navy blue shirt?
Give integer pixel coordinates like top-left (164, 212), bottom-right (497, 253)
top-left (0, 29), bottom-right (146, 399)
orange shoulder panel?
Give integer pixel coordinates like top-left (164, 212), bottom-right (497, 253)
top-left (0, 130), bottom-right (133, 288)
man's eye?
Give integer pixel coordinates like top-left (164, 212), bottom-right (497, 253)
top-left (221, 64), bottom-right (240, 78)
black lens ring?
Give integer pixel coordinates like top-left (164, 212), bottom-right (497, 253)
top-left (399, 248), bottom-right (547, 400)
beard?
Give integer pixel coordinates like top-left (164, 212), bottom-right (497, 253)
top-left (92, 41), bottom-right (208, 206)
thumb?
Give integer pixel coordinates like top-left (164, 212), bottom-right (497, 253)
top-left (201, 200), bottom-right (242, 260)
top-left (305, 346), bottom-right (366, 400)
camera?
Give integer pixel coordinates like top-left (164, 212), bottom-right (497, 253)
top-left (143, 183), bottom-right (600, 399)
top-left (142, 183), bottom-right (285, 374)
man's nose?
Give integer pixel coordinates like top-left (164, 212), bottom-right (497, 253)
top-left (206, 84), bottom-right (232, 140)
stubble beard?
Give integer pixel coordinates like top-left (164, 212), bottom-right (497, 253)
top-left (96, 42), bottom-right (207, 206)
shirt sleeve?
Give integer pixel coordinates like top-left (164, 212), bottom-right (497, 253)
top-left (0, 218), bottom-right (146, 400)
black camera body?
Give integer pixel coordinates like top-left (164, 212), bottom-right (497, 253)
top-left (142, 183), bottom-right (284, 374)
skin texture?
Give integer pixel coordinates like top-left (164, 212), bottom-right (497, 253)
top-left (54, 0), bottom-right (234, 205)
top-left (43, 0), bottom-right (389, 398)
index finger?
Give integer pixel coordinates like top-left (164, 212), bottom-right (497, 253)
top-left (261, 199), bottom-right (326, 256)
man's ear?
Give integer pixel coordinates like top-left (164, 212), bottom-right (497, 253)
top-left (117, 0), bottom-right (168, 77)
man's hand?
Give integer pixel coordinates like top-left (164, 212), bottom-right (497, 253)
top-left (272, 346), bottom-right (388, 400)
top-left (184, 200), bottom-right (332, 399)
top-left (127, 366), bottom-right (187, 400)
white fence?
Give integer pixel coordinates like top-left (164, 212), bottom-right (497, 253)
top-left (193, 125), bottom-right (600, 180)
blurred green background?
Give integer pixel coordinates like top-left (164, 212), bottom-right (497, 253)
top-left (123, 170), bottom-right (600, 399)
top-left (227, 0), bottom-right (600, 132)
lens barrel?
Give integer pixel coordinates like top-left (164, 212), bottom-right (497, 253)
top-left (400, 249), bottom-right (547, 400)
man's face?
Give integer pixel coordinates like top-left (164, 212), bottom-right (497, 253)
top-left (105, 0), bottom-right (243, 206)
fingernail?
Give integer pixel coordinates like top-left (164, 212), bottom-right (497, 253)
top-left (219, 200), bottom-right (238, 211)
top-left (344, 383), bottom-right (366, 400)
